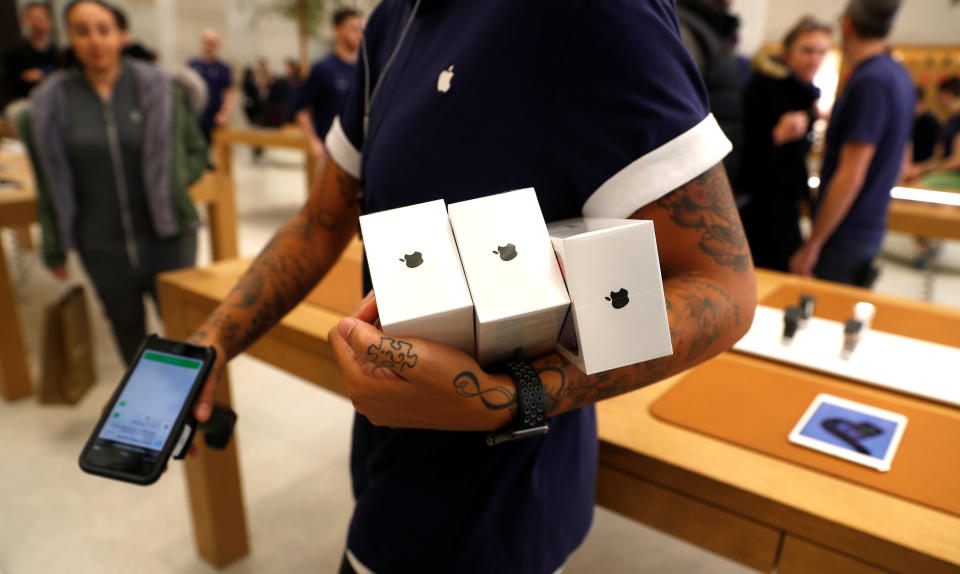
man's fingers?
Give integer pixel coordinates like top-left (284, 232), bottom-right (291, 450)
top-left (353, 292), bottom-right (379, 324)
top-left (336, 317), bottom-right (412, 375)
top-left (193, 369), bottom-right (219, 422)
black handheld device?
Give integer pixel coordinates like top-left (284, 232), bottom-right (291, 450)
top-left (78, 335), bottom-right (216, 485)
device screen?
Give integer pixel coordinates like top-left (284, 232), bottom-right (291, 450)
top-left (85, 350), bottom-right (206, 474)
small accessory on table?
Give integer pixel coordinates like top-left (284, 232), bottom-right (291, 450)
top-left (486, 361), bottom-right (549, 446)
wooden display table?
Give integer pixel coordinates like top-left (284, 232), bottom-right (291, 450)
top-left (887, 199), bottom-right (960, 242)
top-left (156, 260), bottom-right (960, 572)
top-left (0, 144), bottom-right (238, 401)
top-left (211, 125), bottom-right (319, 198)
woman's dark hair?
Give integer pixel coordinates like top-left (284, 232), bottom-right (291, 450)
top-left (782, 15), bottom-right (833, 51)
top-left (939, 76), bottom-right (960, 98)
top-left (63, 0), bottom-right (120, 26)
top-left (112, 6), bottom-right (129, 31)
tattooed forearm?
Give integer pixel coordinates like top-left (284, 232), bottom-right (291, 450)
top-left (192, 159), bottom-right (362, 358)
top-left (532, 275), bottom-right (743, 417)
top-left (656, 165), bottom-right (751, 272)
top-left (453, 371), bottom-right (518, 415)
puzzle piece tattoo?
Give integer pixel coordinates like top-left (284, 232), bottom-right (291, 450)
top-left (367, 337), bottom-right (418, 371)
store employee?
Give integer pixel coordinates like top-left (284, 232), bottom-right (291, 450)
top-left (187, 1), bottom-right (757, 572)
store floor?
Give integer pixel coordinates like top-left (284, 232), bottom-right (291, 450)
top-left (2, 148), bottom-right (958, 574)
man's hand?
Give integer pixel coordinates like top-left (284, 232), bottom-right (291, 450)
top-left (328, 292), bottom-right (516, 432)
top-left (186, 331), bottom-right (229, 423)
top-left (309, 137), bottom-right (325, 160)
top-left (21, 68), bottom-right (44, 83)
top-left (214, 110), bottom-right (229, 126)
top-left (790, 240), bottom-right (821, 277)
top-left (773, 111), bottom-right (809, 145)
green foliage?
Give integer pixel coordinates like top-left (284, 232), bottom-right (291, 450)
top-left (260, 0), bottom-right (340, 37)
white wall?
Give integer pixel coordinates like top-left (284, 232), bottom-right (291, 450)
top-left (730, 0), bottom-right (769, 57)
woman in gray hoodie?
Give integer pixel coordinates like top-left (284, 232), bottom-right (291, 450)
top-left (20, 0), bottom-right (209, 364)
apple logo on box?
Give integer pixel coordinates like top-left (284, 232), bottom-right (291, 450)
top-left (492, 243), bottom-right (518, 261)
top-left (605, 288), bottom-right (630, 309)
top-left (399, 252), bottom-right (424, 268)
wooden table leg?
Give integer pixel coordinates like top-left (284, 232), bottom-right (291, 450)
top-left (0, 229), bottom-right (33, 401)
top-left (12, 225), bottom-right (33, 250)
top-left (160, 286), bottom-right (249, 567)
top-left (209, 136), bottom-right (238, 261)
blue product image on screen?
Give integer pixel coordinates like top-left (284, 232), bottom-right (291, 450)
top-left (799, 401), bottom-right (900, 460)
top-left (97, 351), bottom-right (203, 453)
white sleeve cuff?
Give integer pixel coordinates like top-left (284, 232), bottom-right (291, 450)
top-left (581, 113), bottom-right (732, 218)
top-left (324, 116), bottom-right (362, 181)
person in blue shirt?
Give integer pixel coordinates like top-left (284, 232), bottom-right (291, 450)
top-left (295, 9), bottom-right (362, 161)
top-left (790, 0), bottom-right (913, 287)
top-left (922, 77), bottom-right (960, 182)
top-left (188, 29), bottom-right (235, 142)
top-left (185, 1), bottom-right (757, 572)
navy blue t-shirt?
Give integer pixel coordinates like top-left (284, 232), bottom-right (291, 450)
top-left (816, 54), bottom-right (914, 246)
top-left (324, 1), bottom-right (730, 572)
top-left (188, 58), bottom-right (233, 129)
top-left (943, 112), bottom-right (960, 159)
top-left (294, 54), bottom-right (356, 140)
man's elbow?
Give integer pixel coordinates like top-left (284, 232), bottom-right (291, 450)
top-left (729, 266), bottom-right (758, 345)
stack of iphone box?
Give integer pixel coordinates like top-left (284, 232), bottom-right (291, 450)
top-left (360, 192), bottom-right (672, 374)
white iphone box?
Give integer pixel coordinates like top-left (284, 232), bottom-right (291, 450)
top-left (447, 189), bottom-right (570, 366)
top-left (359, 199), bottom-right (475, 356)
top-left (548, 218), bottom-right (672, 375)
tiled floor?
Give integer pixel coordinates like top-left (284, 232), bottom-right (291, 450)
top-left (2, 147), bottom-right (956, 573)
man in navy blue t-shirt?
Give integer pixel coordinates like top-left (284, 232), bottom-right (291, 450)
top-left (188, 29), bottom-right (235, 141)
top-left (186, 1), bottom-right (757, 572)
top-left (294, 9), bottom-right (362, 160)
top-left (790, 0), bottom-right (913, 286)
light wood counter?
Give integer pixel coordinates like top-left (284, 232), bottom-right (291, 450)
top-left (156, 259), bottom-right (960, 572)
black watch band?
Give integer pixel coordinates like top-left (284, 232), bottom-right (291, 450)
top-left (486, 361), bottom-right (550, 446)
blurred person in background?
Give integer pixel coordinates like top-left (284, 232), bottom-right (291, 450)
top-left (907, 86), bottom-right (943, 170)
top-left (738, 16), bottom-right (832, 271)
top-left (2, 2), bottom-right (59, 102)
top-left (280, 57), bottom-right (303, 122)
top-left (18, 0), bottom-right (208, 364)
top-left (920, 76), bottom-right (960, 183)
top-left (677, 0), bottom-right (744, 183)
top-left (901, 85), bottom-right (945, 269)
top-left (189, 28), bottom-right (234, 142)
top-left (790, 0), bottom-right (913, 286)
top-left (241, 65), bottom-right (263, 128)
top-left (294, 8), bottom-right (361, 160)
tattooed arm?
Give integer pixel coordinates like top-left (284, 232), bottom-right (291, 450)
top-left (532, 162), bottom-right (756, 416)
top-left (188, 159), bottom-right (362, 421)
top-left (328, 163), bottom-right (756, 432)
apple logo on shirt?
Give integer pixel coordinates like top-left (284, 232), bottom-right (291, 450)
top-left (605, 288), bottom-right (630, 309)
top-left (437, 65), bottom-right (454, 93)
top-left (399, 252), bottom-right (424, 268)
top-left (492, 244), bottom-right (518, 261)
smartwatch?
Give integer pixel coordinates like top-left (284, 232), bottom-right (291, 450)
top-left (486, 361), bottom-right (550, 446)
